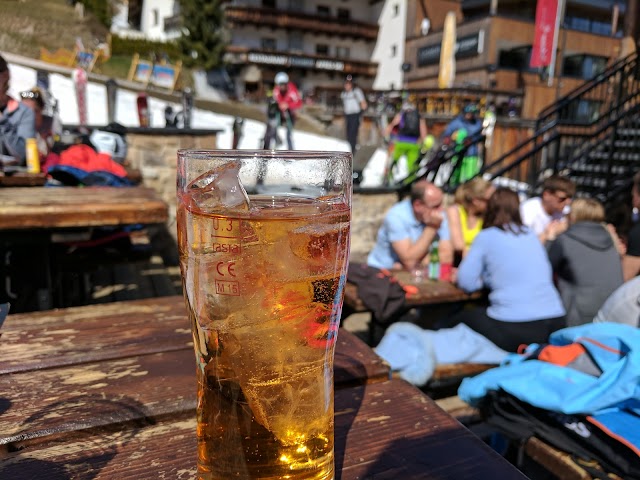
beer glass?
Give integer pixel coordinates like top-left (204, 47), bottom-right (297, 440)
top-left (177, 150), bottom-right (352, 479)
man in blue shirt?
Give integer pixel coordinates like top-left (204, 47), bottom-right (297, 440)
top-left (368, 180), bottom-right (451, 271)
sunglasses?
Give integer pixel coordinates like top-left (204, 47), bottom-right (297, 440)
top-left (554, 192), bottom-right (572, 202)
top-left (20, 90), bottom-right (44, 108)
top-left (20, 90), bottom-right (41, 100)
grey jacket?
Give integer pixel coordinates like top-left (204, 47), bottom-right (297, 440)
top-left (547, 222), bottom-right (624, 327)
top-left (0, 100), bottom-right (36, 163)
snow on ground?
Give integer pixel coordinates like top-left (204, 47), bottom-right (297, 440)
top-left (9, 62), bottom-right (529, 192)
top-left (8, 63), bottom-right (352, 154)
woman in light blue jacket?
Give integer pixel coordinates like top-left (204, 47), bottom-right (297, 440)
top-left (454, 187), bottom-right (566, 352)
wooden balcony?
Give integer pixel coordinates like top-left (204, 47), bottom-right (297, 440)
top-left (224, 6), bottom-right (379, 41)
top-left (224, 46), bottom-right (378, 77)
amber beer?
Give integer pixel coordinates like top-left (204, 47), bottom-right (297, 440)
top-left (177, 151), bottom-right (351, 480)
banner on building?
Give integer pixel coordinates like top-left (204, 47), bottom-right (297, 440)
top-left (530, 0), bottom-right (559, 68)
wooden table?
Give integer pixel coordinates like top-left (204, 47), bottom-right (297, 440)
top-left (0, 296), bottom-right (526, 479)
top-left (344, 269), bottom-right (483, 345)
top-left (0, 186), bottom-right (167, 229)
top-left (0, 186), bottom-right (168, 312)
top-left (0, 172), bottom-right (47, 187)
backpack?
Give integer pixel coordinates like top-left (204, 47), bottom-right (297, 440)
top-left (398, 108), bottom-right (420, 137)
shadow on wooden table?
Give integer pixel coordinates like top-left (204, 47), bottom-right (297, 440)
top-left (335, 384), bottom-right (365, 480)
top-left (0, 395), bottom-right (153, 479)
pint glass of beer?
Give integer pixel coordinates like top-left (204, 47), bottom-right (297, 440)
top-left (177, 150), bottom-right (352, 479)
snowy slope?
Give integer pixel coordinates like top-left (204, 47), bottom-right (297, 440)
top-left (7, 63), bottom-right (352, 153)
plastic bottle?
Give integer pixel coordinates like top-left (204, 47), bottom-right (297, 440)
top-left (26, 138), bottom-right (40, 173)
top-left (428, 241), bottom-right (440, 280)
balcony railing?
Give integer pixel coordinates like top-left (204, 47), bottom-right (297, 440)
top-left (225, 6), bottom-right (378, 41)
top-left (224, 46), bottom-right (378, 77)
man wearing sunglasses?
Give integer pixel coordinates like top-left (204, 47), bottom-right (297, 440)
top-left (520, 174), bottom-right (576, 243)
top-left (0, 54), bottom-right (36, 164)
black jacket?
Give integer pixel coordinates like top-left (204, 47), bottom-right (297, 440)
top-left (547, 222), bottom-right (623, 327)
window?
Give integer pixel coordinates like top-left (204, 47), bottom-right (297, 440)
top-left (152, 9), bottom-right (159, 26)
top-left (498, 46), bottom-right (536, 72)
top-left (288, 31), bottom-right (303, 52)
top-left (261, 37), bottom-right (277, 50)
top-left (337, 8), bottom-right (350, 20)
top-left (390, 44), bottom-right (397, 57)
top-left (262, 0), bottom-right (276, 8)
top-left (336, 46), bottom-right (350, 59)
top-left (563, 54), bottom-right (608, 79)
top-left (317, 5), bottom-right (330, 16)
top-left (316, 44), bottom-right (329, 55)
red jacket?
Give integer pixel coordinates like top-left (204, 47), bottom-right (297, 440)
top-left (273, 82), bottom-right (302, 114)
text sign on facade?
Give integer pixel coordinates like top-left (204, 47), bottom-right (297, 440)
top-left (417, 31), bottom-right (484, 67)
top-left (247, 52), bottom-right (345, 71)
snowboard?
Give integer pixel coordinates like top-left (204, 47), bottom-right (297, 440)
top-left (106, 78), bottom-right (118, 125)
top-left (181, 88), bottom-right (193, 129)
top-left (72, 67), bottom-right (88, 126)
top-left (136, 92), bottom-right (150, 127)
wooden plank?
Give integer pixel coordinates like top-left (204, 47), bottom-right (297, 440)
top-left (0, 187), bottom-right (168, 229)
top-left (0, 346), bottom-right (386, 448)
top-left (0, 297), bottom-right (191, 374)
top-left (334, 327), bottom-right (390, 387)
top-left (0, 380), bottom-right (527, 479)
top-left (1, 297), bottom-right (388, 383)
top-left (0, 173), bottom-right (47, 187)
top-left (524, 437), bottom-right (592, 480)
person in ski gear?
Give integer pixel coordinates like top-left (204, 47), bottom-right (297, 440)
top-left (441, 103), bottom-right (484, 185)
top-left (272, 72), bottom-right (302, 150)
top-left (384, 94), bottom-right (427, 184)
top-left (0, 54), bottom-right (36, 164)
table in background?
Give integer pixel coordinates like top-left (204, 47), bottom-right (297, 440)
top-left (0, 172), bottom-right (47, 187)
top-left (0, 295), bottom-right (526, 479)
top-left (344, 269), bottom-right (483, 345)
top-left (0, 186), bottom-right (168, 312)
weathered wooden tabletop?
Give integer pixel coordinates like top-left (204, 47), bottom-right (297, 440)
top-left (0, 186), bottom-right (168, 229)
top-left (344, 269), bottom-right (481, 312)
top-left (0, 296), bottom-right (526, 479)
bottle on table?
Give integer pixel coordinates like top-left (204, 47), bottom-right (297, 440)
top-left (428, 241), bottom-right (440, 280)
top-left (26, 137), bottom-right (40, 173)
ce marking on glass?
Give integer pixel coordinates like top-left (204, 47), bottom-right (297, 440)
top-left (215, 261), bottom-right (240, 296)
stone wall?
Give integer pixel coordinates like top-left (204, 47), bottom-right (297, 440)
top-left (126, 130), bottom-right (396, 261)
top-left (126, 132), bottom-right (218, 235)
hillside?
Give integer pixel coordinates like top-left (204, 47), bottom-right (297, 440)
top-left (0, 0), bottom-right (329, 136)
top-left (0, 0), bottom-right (108, 58)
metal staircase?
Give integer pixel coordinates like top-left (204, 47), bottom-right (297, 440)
top-left (480, 52), bottom-right (640, 204)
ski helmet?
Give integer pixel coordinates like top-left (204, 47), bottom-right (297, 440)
top-left (274, 72), bottom-right (289, 85)
top-left (90, 130), bottom-right (128, 164)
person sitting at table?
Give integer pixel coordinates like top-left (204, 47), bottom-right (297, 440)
top-left (19, 87), bottom-right (61, 169)
top-left (0, 54), bottom-right (36, 164)
top-left (547, 198), bottom-right (623, 327)
top-left (446, 177), bottom-right (495, 264)
top-left (453, 187), bottom-right (566, 352)
top-left (520, 174), bottom-right (576, 243)
top-left (367, 179), bottom-right (452, 272)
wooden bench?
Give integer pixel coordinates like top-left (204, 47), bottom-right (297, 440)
top-left (436, 395), bottom-right (625, 480)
